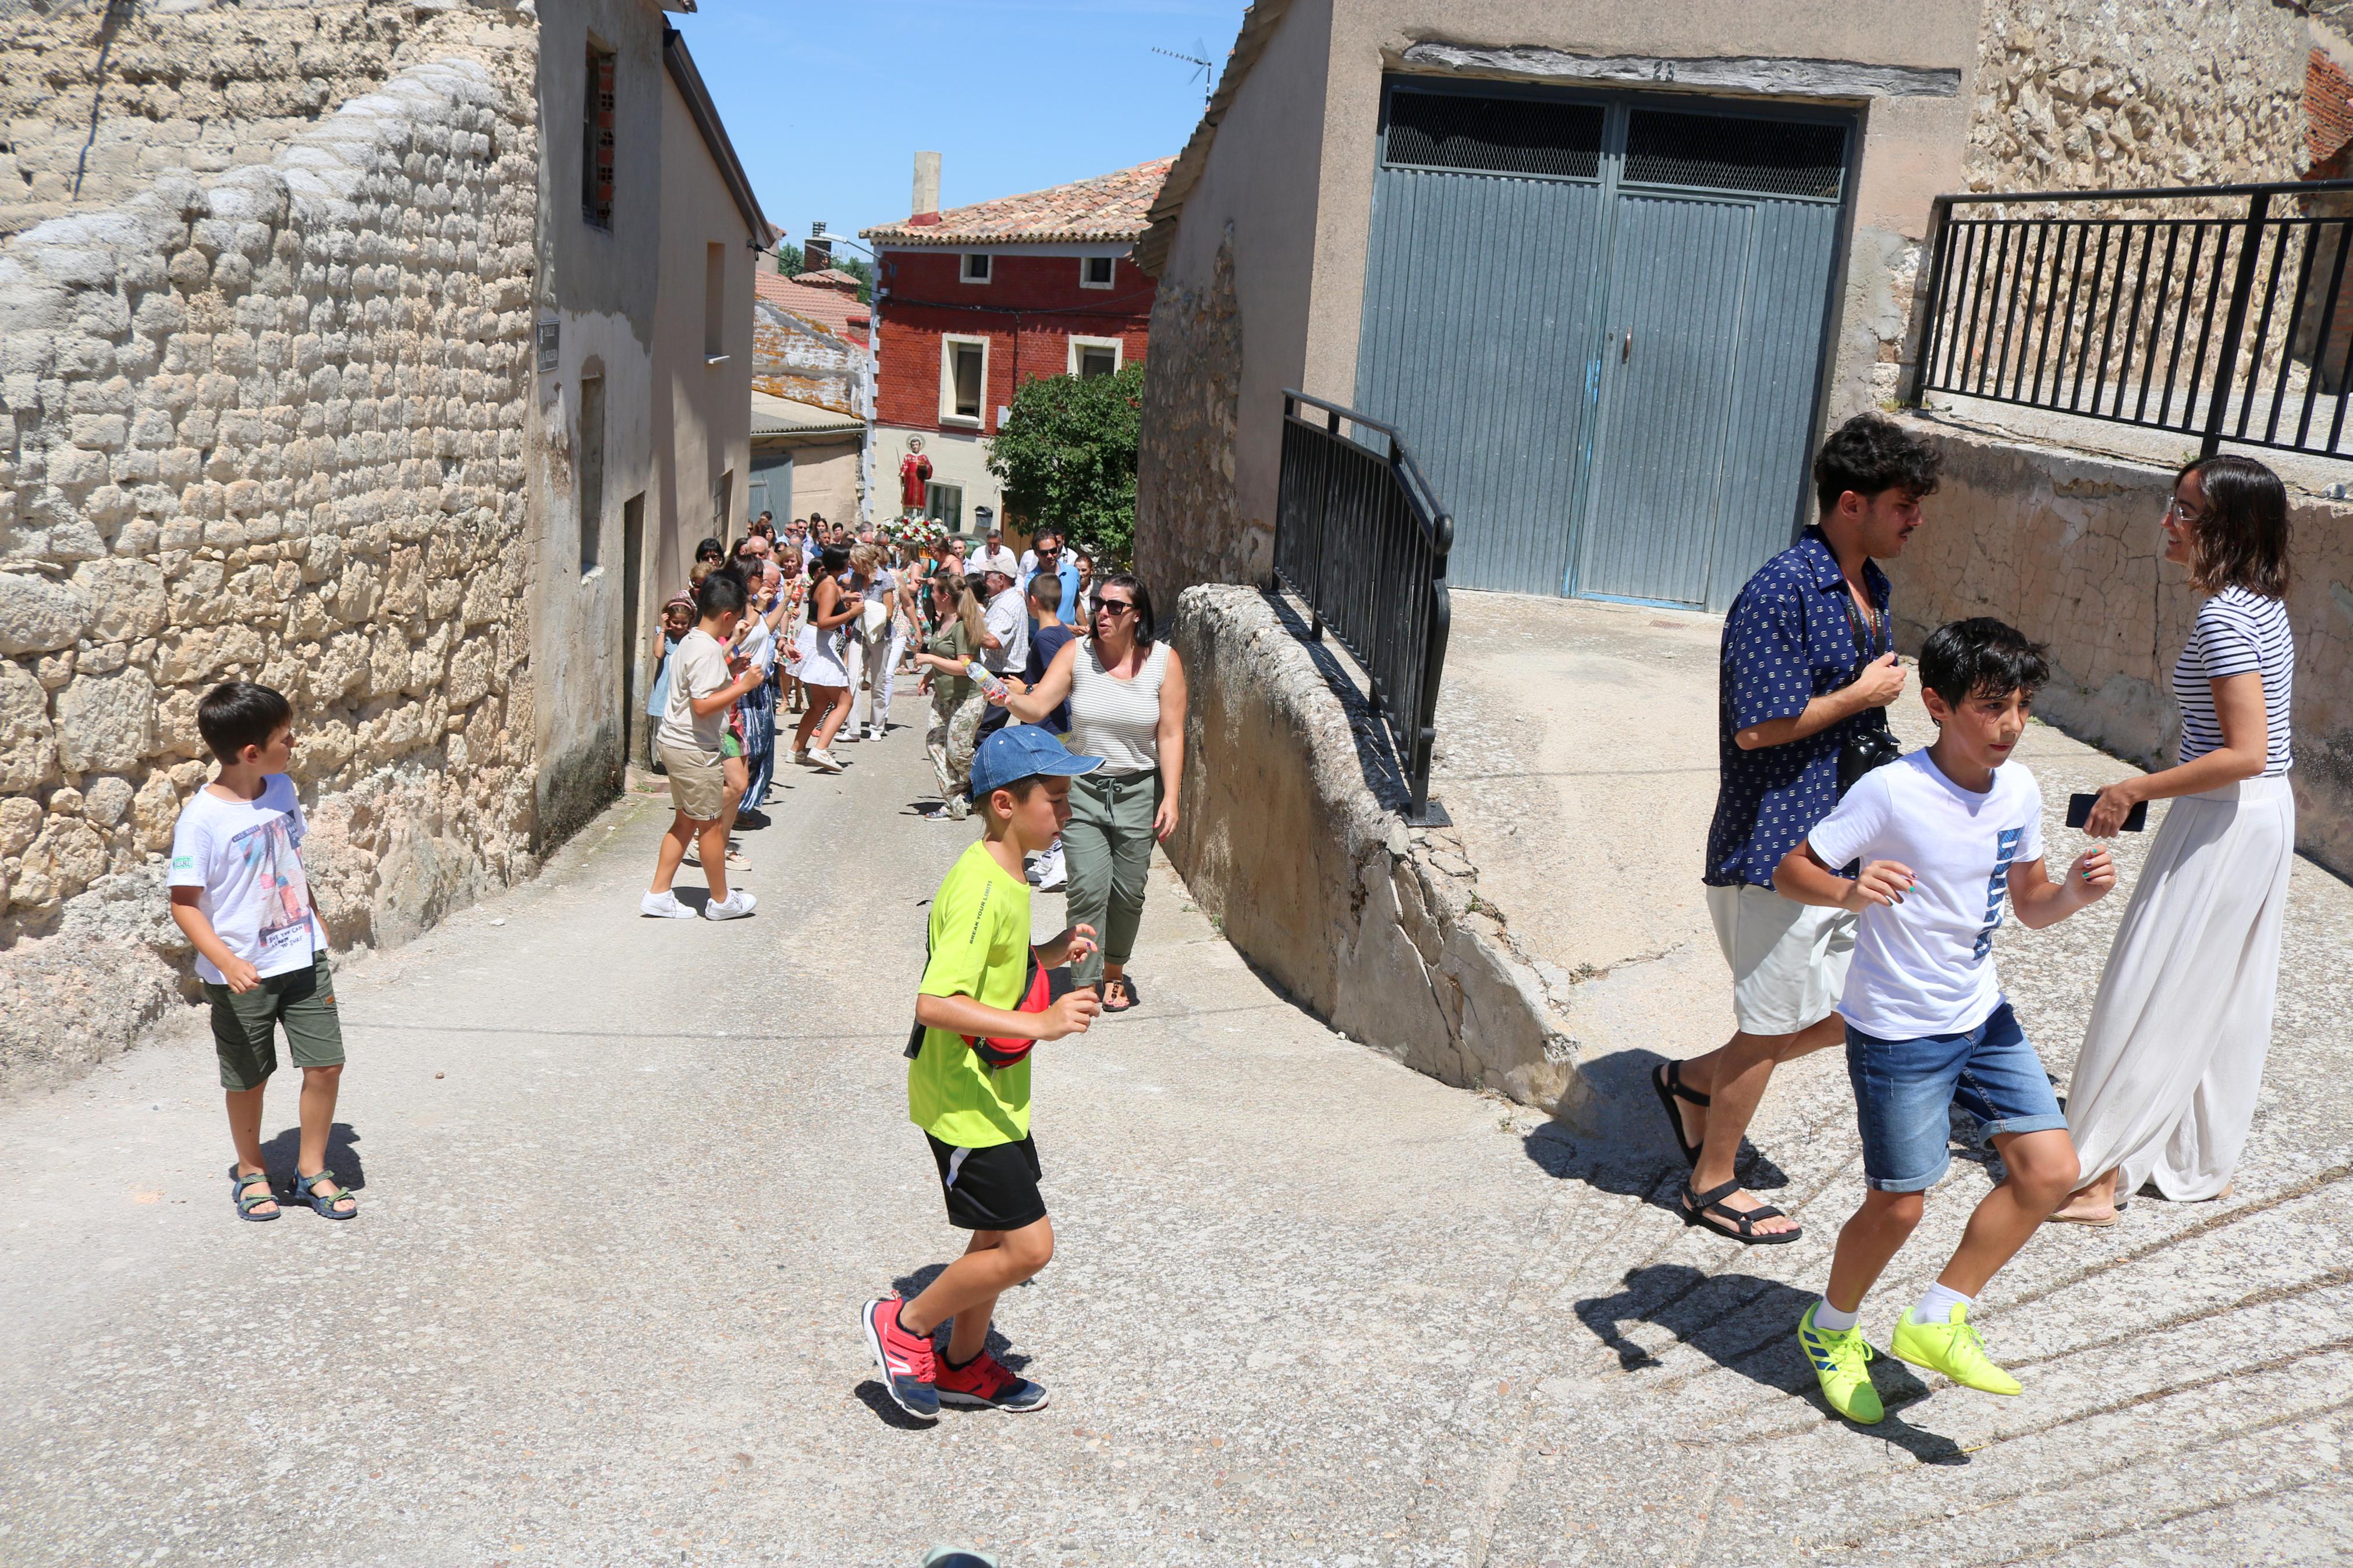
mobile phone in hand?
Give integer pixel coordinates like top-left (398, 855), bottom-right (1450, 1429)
top-left (2066, 792), bottom-right (2148, 831)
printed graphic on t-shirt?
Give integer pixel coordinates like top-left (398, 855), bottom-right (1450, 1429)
top-left (1974, 826), bottom-right (2023, 961)
top-left (223, 815), bottom-right (313, 968)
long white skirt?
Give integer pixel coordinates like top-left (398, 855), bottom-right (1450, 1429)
top-left (2065, 775), bottom-right (2296, 1201)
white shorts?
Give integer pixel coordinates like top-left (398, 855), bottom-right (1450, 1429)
top-left (1705, 883), bottom-right (1855, 1037)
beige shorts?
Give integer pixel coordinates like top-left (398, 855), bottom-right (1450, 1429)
top-left (659, 741), bottom-right (727, 821)
top-left (1705, 883), bottom-right (1855, 1037)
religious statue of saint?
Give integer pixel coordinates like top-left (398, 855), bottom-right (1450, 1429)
top-left (899, 435), bottom-right (932, 514)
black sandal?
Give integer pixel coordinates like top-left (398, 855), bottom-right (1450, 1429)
top-left (1680, 1176), bottom-right (1801, 1245)
top-left (1651, 1062), bottom-right (1708, 1168)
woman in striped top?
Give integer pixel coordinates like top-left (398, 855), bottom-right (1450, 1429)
top-left (2053, 455), bottom-right (2297, 1225)
top-left (1000, 572), bottom-right (1188, 1014)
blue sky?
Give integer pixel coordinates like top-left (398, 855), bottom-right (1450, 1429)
top-left (672, 0), bottom-right (1245, 259)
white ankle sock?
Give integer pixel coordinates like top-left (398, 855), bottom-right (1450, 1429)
top-left (1914, 1281), bottom-right (1972, 1324)
top-left (1810, 1297), bottom-right (1859, 1333)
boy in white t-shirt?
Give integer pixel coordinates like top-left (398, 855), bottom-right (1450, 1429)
top-left (166, 682), bottom-right (353, 1222)
top-left (1774, 618), bottom-right (2114, 1422)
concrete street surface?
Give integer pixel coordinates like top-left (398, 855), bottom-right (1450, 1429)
top-left (4, 647), bottom-right (2350, 1566)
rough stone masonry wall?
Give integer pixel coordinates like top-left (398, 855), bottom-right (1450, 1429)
top-left (1966, 0), bottom-right (2309, 193)
top-left (1162, 585), bottom-right (1587, 1120)
top-left (1134, 225), bottom-right (1254, 597)
top-left (0, 10), bottom-right (539, 1096)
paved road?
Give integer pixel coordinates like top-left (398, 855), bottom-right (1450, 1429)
top-left (5, 674), bottom-right (2349, 1566)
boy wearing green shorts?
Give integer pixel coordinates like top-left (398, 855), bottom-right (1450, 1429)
top-left (863, 726), bottom-right (1106, 1420)
top-left (167, 681), bottom-right (354, 1222)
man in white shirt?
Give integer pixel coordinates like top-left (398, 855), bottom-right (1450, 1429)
top-left (979, 565), bottom-right (1028, 677)
top-left (973, 524), bottom-right (1018, 581)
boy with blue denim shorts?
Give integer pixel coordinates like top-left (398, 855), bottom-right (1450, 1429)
top-left (1774, 618), bottom-right (2114, 1422)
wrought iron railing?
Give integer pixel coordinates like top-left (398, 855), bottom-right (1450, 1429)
top-left (1275, 390), bottom-right (1454, 826)
top-left (1903, 179), bottom-right (2353, 459)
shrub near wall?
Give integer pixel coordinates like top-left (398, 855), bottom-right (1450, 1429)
top-left (0, 50), bottom-right (539, 1092)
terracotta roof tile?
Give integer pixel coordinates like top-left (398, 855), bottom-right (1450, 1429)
top-left (792, 267), bottom-right (865, 291)
top-left (862, 158), bottom-right (1174, 247)
top-left (754, 269), bottom-right (868, 342)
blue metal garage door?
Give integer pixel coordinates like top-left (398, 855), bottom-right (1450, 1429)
top-left (1353, 83), bottom-right (1854, 611)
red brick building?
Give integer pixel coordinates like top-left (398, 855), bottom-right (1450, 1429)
top-left (863, 157), bottom-right (1170, 534)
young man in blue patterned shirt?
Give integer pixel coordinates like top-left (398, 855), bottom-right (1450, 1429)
top-left (1655, 415), bottom-right (1942, 1245)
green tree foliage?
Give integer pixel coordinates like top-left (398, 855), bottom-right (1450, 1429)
top-left (987, 361), bottom-right (1145, 564)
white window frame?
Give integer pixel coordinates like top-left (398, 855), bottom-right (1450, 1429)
top-left (1067, 335), bottom-right (1123, 378)
top-left (1078, 255), bottom-right (1115, 289)
top-left (959, 253), bottom-right (992, 285)
top-left (941, 333), bottom-right (989, 426)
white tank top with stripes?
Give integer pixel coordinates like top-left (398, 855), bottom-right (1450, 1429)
top-left (1067, 639), bottom-right (1169, 774)
top-left (2174, 586), bottom-right (2294, 775)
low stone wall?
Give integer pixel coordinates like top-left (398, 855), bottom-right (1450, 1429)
top-left (0, 37), bottom-right (540, 1096)
top-left (1887, 420), bottom-right (2353, 879)
top-left (1134, 226), bottom-right (1260, 598)
top-left (1162, 584), bottom-right (1588, 1119)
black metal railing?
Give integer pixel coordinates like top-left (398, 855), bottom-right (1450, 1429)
top-left (1275, 390), bottom-right (1454, 826)
top-left (1903, 179), bottom-right (2353, 459)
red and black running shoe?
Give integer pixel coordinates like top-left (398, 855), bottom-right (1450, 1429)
top-left (861, 1297), bottom-right (939, 1420)
top-left (935, 1350), bottom-right (1049, 1412)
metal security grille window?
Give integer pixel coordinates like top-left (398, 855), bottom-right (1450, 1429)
top-left (1621, 111), bottom-right (1846, 201)
top-left (581, 45), bottom-right (614, 229)
top-left (1383, 91), bottom-right (1604, 180)
top-left (1905, 180), bottom-right (2353, 460)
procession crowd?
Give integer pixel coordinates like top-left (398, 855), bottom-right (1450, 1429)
top-left (157, 415), bottom-right (2299, 1435)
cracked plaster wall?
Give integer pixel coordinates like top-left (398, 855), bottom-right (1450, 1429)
top-left (1161, 584), bottom-right (1589, 1120)
top-left (1885, 422), bottom-right (2353, 881)
top-left (0, 5), bottom-right (542, 1096)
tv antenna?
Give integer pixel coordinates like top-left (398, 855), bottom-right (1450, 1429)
top-left (1152, 41), bottom-right (1216, 106)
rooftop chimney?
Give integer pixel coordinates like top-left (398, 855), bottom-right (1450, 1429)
top-left (911, 151), bottom-right (941, 223)
top-left (804, 227), bottom-right (832, 271)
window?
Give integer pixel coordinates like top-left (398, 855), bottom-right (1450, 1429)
top-left (581, 45), bottom-right (615, 228)
top-left (1068, 336), bottom-right (1122, 379)
top-left (960, 253), bottom-right (992, 285)
top-left (925, 481), bottom-right (964, 532)
top-left (941, 335), bottom-right (987, 425)
top-left (1080, 255), bottom-right (1115, 289)
top-left (577, 375), bottom-right (605, 575)
top-left (704, 242), bottom-right (726, 361)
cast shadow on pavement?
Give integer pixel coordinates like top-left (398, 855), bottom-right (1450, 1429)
top-left (257, 1120), bottom-right (366, 1192)
top-left (1522, 1048), bottom-right (1791, 1219)
top-left (1575, 1263), bottom-right (1964, 1464)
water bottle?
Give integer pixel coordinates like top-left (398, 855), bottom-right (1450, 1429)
top-left (967, 660), bottom-right (1010, 702)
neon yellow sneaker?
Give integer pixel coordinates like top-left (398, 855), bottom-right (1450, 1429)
top-left (1797, 1301), bottom-right (1883, 1424)
top-left (1890, 1304), bottom-right (2021, 1395)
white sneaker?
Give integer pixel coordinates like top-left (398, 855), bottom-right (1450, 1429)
top-left (808, 748), bottom-right (845, 773)
top-left (1034, 844), bottom-right (1067, 892)
top-left (640, 890), bottom-right (697, 919)
top-left (835, 728), bottom-right (860, 744)
top-left (868, 725), bottom-right (887, 741)
top-left (703, 890), bottom-right (758, 920)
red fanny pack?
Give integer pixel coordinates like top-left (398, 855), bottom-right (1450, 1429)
top-left (903, 947), bottom-right (1048, 1072)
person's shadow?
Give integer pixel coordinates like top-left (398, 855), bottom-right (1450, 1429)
top-left (1573, 1263), bottom-right (1962, 1463)
top-left (1524, 1048), bottom-right (1792, 1219)
top-left (254, 1121), bottom-right (366, 1194)
top-left (849, 1263), bottom-right (1037, 1431)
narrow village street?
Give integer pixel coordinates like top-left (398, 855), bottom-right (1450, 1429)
top-left (5, 674), bottom-right (2347, 1567)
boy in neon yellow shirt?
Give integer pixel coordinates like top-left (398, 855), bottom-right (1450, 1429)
top-left (863, 726), bottom-right (1105, 1420)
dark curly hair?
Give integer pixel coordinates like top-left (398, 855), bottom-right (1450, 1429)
top-left (1813, 413), bottom-right (1943, 518)
top-left (1919, 617), bottom-right (2050, 711)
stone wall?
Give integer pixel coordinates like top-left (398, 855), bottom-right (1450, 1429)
top-left (1967, 0), bottom-right (2310, 193)
top-left (0, 0), bottom-right (501, 240)
top-left (1162, 584), bottom-right (1587, 1119)
top-left (1134, 226), bottom-right (1254, 598)
top-left (0, 16), bottom-right (540, 1096)
top-left (1886, 419), bottom-right (2353, 880)
top-left (753, 300), bottom-right (862, 415)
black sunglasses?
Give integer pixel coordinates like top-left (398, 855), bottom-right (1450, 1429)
top-left (1096, 598), bottom-right (1136, 616)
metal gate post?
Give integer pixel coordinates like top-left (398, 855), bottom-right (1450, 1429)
top-left (2201, 190), bottom-right (2273, 458)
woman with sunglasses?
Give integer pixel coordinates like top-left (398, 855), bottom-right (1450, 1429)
top-left (2052, 455), bottom-right (2297, 1225)
top-left (997, 572), bottom-right (1187, 1014)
